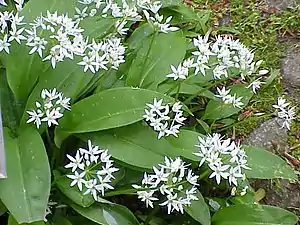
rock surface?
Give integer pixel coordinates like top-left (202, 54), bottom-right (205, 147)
top-left (281, 42), bottom-right (300, 102)
top-left (243, 118), bottom-right (289, 153)
top-left (266, 0), bottom-right (300, 10)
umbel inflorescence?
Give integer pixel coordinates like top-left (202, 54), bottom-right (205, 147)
top-left (65, 140), bottom-right (119, 200)
top-left (133, 157), bottom-right (199, 214)
top-left (26, 88), bottom-right (71, 128)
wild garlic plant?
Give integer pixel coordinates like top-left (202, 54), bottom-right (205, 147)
top-left (0, 0), bottom-right (298, 225)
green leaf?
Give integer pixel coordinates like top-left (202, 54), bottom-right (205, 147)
top-left (184, 190), bottom-right (211, 225)
top-left (8, 215), bottom-right (45, 225)
top-left (81, 16), bottom-right (117, 38)
top-left (167, 129), bottom-right (204, 161)
top-left (69, 201), bottom-right (140, 225)
top-left (244, 146), bottom-right (297, 180)
top-left (0, 127), bottom-right (51, 223)
top-left (0, 69), bottom-right (22, 131)
top-left (126, 31), bottom-right (186, 89)
top-left (212, 204), bottom-right (298, 225)
top-left (78, 122), bottom-right (180, 169)
top-left (158, 82), bottom-right (215, 99)
top-left (127, 23), bottom-right (154, 50)
top-left (5, 0), bottom-right (77, 101)
top-left (203, 85), bottom-right (253, 120)
top-left (55, 172), bottom-right (94, 208)
top-left (55, 87), bottom-right (175, 145)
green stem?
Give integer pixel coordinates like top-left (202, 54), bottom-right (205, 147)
top-left (138, 32), bottom-right (157, 87)
top-left (144, 205), bottom-right (160, 225)
top-left (199, 169), bottom-right (210, 180)
top-left (175, 82), bottom-right (181, 100)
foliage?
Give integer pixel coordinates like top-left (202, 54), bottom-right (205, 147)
top-left (0, 0), bottom-right (298, 225)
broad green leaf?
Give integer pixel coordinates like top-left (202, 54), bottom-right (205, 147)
top-left (0, 70), bottom-right (22, 131)
top-left (8, 215), bottom-right (45, 225)
top-left (5, 0), bottom-right (77, 101)
top-left (55, 87), bottom-right (174, 144)
top-left (78, 122), bottom-right (181, 169)
top-left (184, 190), bottom-right (211, 225)
top-left (203, 85), bottom-right (253, 120)
top-left (81, 16), bottom-right (117, 38)
top-left (167, 129), bottom-right (204, 161)
top-left (126, 31), bottom-right (186, 89)
top-left (244, 146), bottom-right (297, 180)
top-left (127, 23), bottom-right (154, 50)
top-left (20, 59), bottom-right (93, 126)
top-left (55, 172), bottom-right (94, 208)
top-left (212, 204), bottom-right (298, 225)
top-left (0, 127), bottom-right (51, 223)
top-left (69, 201), bottom-right (139, 225)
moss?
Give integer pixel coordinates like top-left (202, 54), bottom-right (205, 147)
top-left (288, 121), bottom-right (300, 159)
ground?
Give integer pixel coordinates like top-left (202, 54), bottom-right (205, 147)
top-left (191, 0), bottom-right (300, 216)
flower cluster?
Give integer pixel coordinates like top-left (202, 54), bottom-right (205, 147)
top-left (215, 87), bottom-right (244, 108)
top-left (133, 157), bottom-right (199, 214)
top-left (272, 97), bottom-right (296, 130)
top-left (168, 34), bottom-right (268, 82)
top-left (25, 11), bottom-right (126, 72)
top-left (194, 133), bottom-right (250, 187)
top-left (143, 98), bottom-right (186, 139)
top-left (0, 0), bottom-right (24, 11)
top-left (26, 89), bottom-right (71, 129)
top-left (65, 140), bottom-right (119, 200)
top-left (76, 0), bottom-right (178, 35)
top-left (0, 11), bottom-right (26, 53)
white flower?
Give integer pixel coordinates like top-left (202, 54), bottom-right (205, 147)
top-left (136, 190), bottom-right (158, 208)
top-left (209, 163), bottom-right (230, 184)
top-left (0, 35), bottom-right (10, 53)
top-left (258, 69), bottom-right (269, 75)
top-left (247, 78), bottom-right (265, 94)
top-left (273, 97), bottom-right (290, 110)
top-left (74, 7), bottom-right (88, 21)
top-left (78, 56), bottom-right (97, 73)
top-left (67, 171), bottom-right (86, 191)
top-left (273, 97), bottom-right (296, 130)
top-left (84, 179), bottom-right (98, 200)
top-left (215, 87), bottom-right (231, 101)
top-left (28, 36), bottom-right (48, 58)
top-left (26, 110), bottom-right (44, 128)
top-left (8, 25), bottom-right (26, 44)
top-left (166, 63), bottom-right (189, 80)
top-left (65, 151), bottom-right (85, 172)
top-left (144, 11), bottom-right (179, 33)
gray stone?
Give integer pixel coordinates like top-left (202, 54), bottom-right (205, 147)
top-left (251, 179), bottom-right (300, 209)
top-left (281, 41), bottom-right (300, 102)
top-left (266, 0), bottom-right (300, 10)
top-left (243, 118), bottom-right (289, 153)
top-left (244, 118), bottom-right (300, 210)
top-left (219, 14), bottom-right (231, 26)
